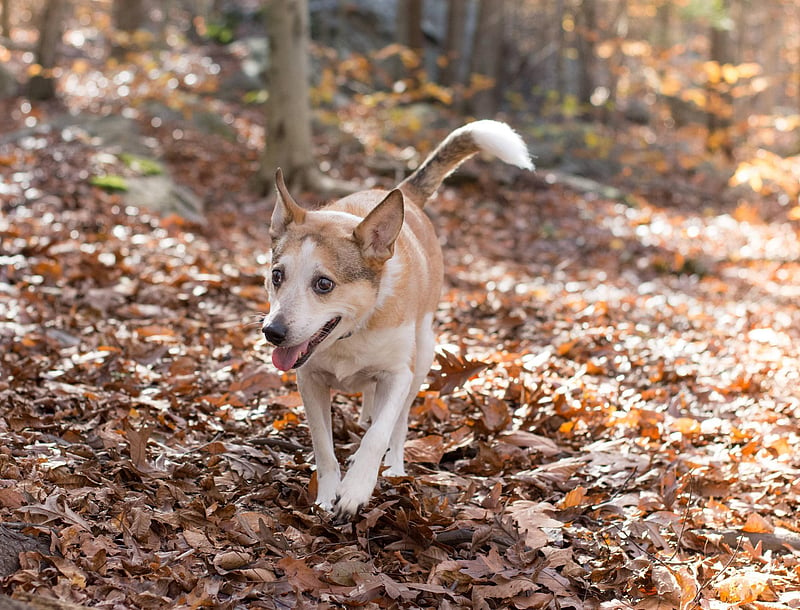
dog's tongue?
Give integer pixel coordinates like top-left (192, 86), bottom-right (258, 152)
top-left (272, 341), bottom-right (309, 371)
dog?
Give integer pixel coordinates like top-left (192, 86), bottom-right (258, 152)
top-left (262, 120), bottom-right (532, 517)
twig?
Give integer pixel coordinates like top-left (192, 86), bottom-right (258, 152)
top-left (250, 437), bottom-right (307, 453)
top-left (689, 532), bottom-right (745, 607)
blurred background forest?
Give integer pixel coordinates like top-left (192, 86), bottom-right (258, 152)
top-left (0, 0), bottom-right (798, 218)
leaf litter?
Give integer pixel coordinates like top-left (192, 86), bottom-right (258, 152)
top-left (1, 51), bottom-right (800, 610)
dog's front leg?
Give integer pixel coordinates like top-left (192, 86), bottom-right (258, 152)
top-left (334, 368), bottom-right (413, 517)
top-left (297, 372), bottom-right (340, 510)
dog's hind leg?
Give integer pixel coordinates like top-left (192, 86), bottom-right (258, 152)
top-left (357, 381), bottom-right (376, 428)
top-left (383, 318), bottom-right (436, 476)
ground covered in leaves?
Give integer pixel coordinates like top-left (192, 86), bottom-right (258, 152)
top-left (3, 23), bottom-right (800, 610)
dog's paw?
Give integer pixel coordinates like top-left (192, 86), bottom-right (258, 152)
top-left (382, 464), bottom-right (406, 477)
top-left (315, 475), bottom-right (340, 512)
top-left (333, 475), bottom-right (376, 519)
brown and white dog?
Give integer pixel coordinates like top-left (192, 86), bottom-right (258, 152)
top-left (262, 120), bottom-right (532, 517)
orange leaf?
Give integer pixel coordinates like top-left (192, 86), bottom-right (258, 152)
top-left (272, 411), bottom-right (299, 431)
top-left (404, 435), bottom-right (444, 465)
top-left (560, 486), bottom-right (587, 509)
top-left (743, 513), bottom-right (773, 534)
top-left (717, 572), bottom-right (772, 604)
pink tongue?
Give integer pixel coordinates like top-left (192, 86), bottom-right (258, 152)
top-left (272, 341), bottom-right (309, 371)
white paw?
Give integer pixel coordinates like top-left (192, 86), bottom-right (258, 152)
top-left (314, 474), bottom-right (340, 511)
top-left (383, 464), bottom-right (406, 477)
top-left (333, 472), bottom-right (377, 518)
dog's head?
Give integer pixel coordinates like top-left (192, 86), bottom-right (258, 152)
top-left (262, 169), bottom-right (404, 371)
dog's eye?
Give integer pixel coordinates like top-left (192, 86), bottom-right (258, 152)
top-left (313, 276), bottom-right (335, 295)
top-left (271, 268), bottom-right (284, 287)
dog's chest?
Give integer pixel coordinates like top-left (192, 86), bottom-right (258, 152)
top-left (308, 324), bottom-right (415, 390)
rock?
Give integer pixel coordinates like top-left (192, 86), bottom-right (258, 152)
top-left (0, 64), bottom-right (18, 99)
top-left (124, 175), bottom-right (205, 224)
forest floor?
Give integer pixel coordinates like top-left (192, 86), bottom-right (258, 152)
top-left (2, 15), bottom-right (800, 610)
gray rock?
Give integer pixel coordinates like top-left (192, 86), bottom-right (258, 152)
top-left (0, 64), bottom-right (18, 99)
top-left (124, 175), bottom-right (205, 224)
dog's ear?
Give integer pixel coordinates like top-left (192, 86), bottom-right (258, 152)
top-left (270, 168), bottom-right (306, 237)
top-left (353, 189), bottom-right (404, 265)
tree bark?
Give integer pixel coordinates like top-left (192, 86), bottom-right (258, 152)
top-left (111, 0), bottom-right (149, 57)
top-left (397, 0), bottom-right (424, 55)
top-left (394, 0), bottom-right (424, 82)
top-left (555, 0), bottom-right (566, 104)
top-left (441, 0), bottom-right (467, 86)
top-left (260, 0), bottom-right (315, 192)
top-left (706, 0), bottom-right (734, 158)
top-left (575, 0), bottom-right (597, 115)
top-left (467, 0), bottom-right (505, 117)
top-left (1, 0), bottom-right (10, 38)
top-left (26, 0), bottom-right (63, 100)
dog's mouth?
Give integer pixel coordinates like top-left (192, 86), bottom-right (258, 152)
top-left (271, 317), bottom-right (341, 371)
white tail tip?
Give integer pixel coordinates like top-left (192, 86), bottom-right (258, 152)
top-left (458, 120), bottom-right (534, 171)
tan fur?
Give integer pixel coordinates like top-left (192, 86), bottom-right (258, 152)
top-left (261, 121), bottom-right (531, 517)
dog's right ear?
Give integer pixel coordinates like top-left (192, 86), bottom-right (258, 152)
top-left (353, 189), bottom-right (404, 265)
top-left (270, 168), bottom-right (306, 238)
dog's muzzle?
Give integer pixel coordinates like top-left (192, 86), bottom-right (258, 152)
top-left (263, 318), bottom-right (288, 346)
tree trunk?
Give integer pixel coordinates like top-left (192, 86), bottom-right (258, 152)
top-left (112, 0), bottom-right (148, 57)
top-left (655, 0), bottom-right (672, 51)
top-left (1, 0), bottom-right (10, 38)
top-left (397, 0), bottom-right (424, 54)
top-left (467, 0), bottom-right (505, 117)
top-left (706, 0), bottom-right (734, 158)
top-left (441, 0), bottom-right (467, 86)
top-left (394, 0), bottom-right (424, 81)
top-left (575, 0), bottom-right (597, 115)
top-left (113, 0), bottom-right (146, 32)
top-left (555, 0), bottom-right (566, 104)
top-left (27, 0), bottom-right (63, 101)
top-left (260, 0), bottom-right (315, 192)
top-left (796, 4), bottom-right (800, 120)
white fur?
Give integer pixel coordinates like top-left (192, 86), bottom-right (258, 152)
top-left (373, 254), bottom-right (402, 312)
top-left (311, 323), bottom-right (415, 385)
top-left (456, 120), bottom-right (533, 170)
top-left (267, 240), bottom-right (333, 346)
top-left (264, 121), bottom-right (531, 518)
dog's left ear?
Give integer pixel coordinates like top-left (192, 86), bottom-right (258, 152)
top-left (271, 168), bottom-right (306, 238)
top-left (353, 189), bottom-right (404, 265)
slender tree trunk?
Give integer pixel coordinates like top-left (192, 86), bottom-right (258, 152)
top-left (706, 0), bottom-right (734, 158)
top-left (796, 4), bottom-right (800, 120)
top-left (258, 0), bottom-right (355, 196)
top-left (397, 0), bottom-right (424, 54)
top-left (467, 0), bottom-right (505, 117)
top-left (27, 0), bottom-right (64, 100)
top-left (655, 0), bottom-right (672, 51)
top-left (441, 0), bottom-right (466, 86)
top-left (606, 0), bottom-right (628, 125)
top-left (260, 0), bottom-right (314, 192)
top-left (1, 0), bottom-right (10, 38)
top-left (575, 0), bottom-right (597, 115)
top-left (395, 0), bottom-right (424, 81)
top-left (112, 0), bottom-right (148, 56)
top-left (555, 0), bottom-right (566, 104)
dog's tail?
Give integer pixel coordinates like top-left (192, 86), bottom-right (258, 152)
top-left (398, 120), bottom-right (533, 206)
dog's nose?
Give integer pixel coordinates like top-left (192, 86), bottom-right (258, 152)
top-left (263, 320), bottom-right (288, 346)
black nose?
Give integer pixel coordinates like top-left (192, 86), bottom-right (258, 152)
top-left (263, 319), bottom-right (288, 346)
